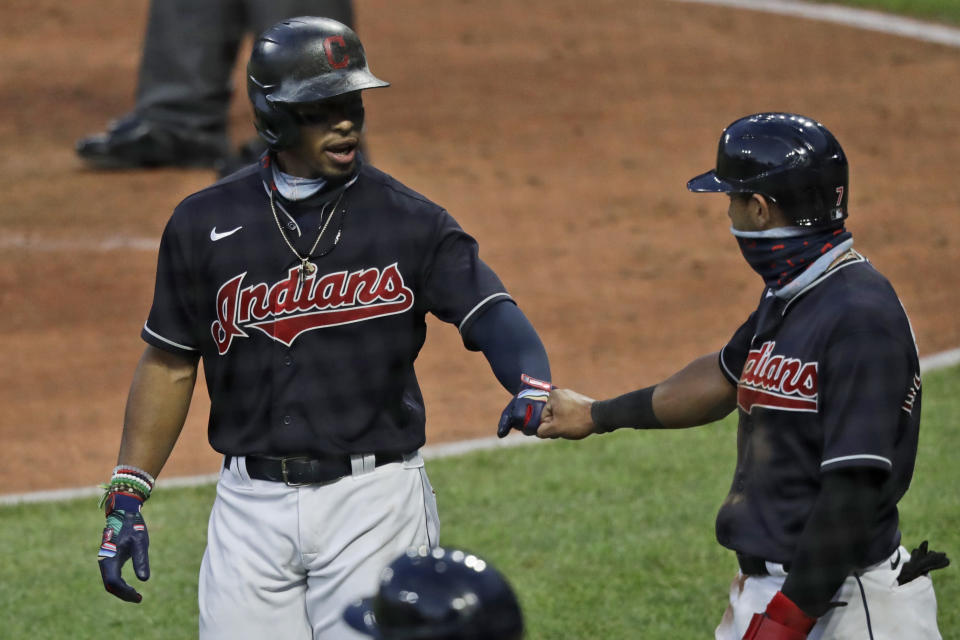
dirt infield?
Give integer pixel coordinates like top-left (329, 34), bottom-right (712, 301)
top-left (2, 0), bottom-right (958, 495)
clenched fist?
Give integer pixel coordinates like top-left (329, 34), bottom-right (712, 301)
top-left (537, 388), bottom-right (598, 440)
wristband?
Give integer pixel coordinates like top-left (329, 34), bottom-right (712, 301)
top-left (591, 385), bottom-right (662, 433)
top-left (519, 374), bottom-right (552, 396)
top-left (104, 491), bottom-right (144, 514)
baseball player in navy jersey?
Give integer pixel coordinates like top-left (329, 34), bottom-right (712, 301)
top-left (539, 113), bottom-right (948, 639)
top-left (96, 17), bottom-right (552, 639)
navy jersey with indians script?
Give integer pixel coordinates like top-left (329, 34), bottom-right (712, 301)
top-left (716, 253), bottom-right (922, 565)
top-left (141, 157), bottom-right (511, 457)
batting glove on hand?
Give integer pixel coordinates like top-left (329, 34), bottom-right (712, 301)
top-left (498, 374), bottom-right (554, 438)
top-left (898, 540), bottom-right (951, 585)
top-left (98, 492), bottom-right (150, 603)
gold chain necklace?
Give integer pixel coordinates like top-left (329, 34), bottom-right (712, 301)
top-left (269, 188), bottom-right (345, 286)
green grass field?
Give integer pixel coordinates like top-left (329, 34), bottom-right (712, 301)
top-left (1, 363), bottom-right (957, 639)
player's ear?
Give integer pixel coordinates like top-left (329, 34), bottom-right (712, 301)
top-left (750, 194), bottom-right (777, 230)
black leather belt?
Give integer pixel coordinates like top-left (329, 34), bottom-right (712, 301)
top-left (736, 550), bottom-right (900, 577)
top-left (737, 552), bottom-right (791, 575)
top-left (224, 452), bottom-right (404, 486)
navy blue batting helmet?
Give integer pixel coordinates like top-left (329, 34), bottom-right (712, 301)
top-left (343, 547), bottom-right (524, 640)
top-left (247, 16), bottom-right (389, 150)
top-left (687, 113), bottom-right (848, 227)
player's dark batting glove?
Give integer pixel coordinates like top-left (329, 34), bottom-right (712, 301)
top-left (97, 465), bottom-right (154, 603)
top-left (497, 374), bottom-right (553, 438)
top-left (99, 491), bottom-right (150, 603)
top-left (742, 591), bottom-right (816, 640)
top-left (898, 540), bottom-right (950, 585)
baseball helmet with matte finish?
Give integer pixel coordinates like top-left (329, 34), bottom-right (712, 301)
top-left (247, 16), bottom-right (389, 149)
top-left (343, 547), bottom-right (524, 640)
top-left (687, 113), bottom-right (848, 227)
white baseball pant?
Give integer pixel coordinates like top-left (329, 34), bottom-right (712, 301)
top-left (715, 546), bottom-right (942, 640)
top-left (198, 451), bottom-right (440, 640)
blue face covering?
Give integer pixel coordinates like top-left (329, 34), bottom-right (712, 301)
top-left (731, 225), bottom-right (853, 290)
top-left (267, 152), bottom-right (363, 202)
top-left (272, 164), bottom-right (329, 201)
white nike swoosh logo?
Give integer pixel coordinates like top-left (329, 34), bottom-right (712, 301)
top-left (210, 226), bottom-right (243, 241)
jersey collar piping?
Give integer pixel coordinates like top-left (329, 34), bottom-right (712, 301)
top-left (780, 249), bottom-right (866, 317)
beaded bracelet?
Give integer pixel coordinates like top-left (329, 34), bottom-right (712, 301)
top-left (112, 465), bottom-right (156, 485)
top-left (99, 464), bottom-right (156, 508)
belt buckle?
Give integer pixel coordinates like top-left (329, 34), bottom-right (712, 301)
top-left (280, 456), bottom-right (312, 487)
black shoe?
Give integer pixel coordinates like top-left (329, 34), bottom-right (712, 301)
top-left (215, 137), bottom-right (269, 178)
top-left (76, 114), bottom-right (228, 169)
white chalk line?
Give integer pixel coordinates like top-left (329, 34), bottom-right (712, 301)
top-left (3, 347), bottom-right (959, 506)
top-left (0, 232), bottom-right (159, 252)
top-left (3, 2), bottom-right (960, 506)
top-left (671, 0), bottom-right (960, 48)
top-left (919, 347), bottom-right (960, 374)
top-left (0, 434), bottom-right (541, 506)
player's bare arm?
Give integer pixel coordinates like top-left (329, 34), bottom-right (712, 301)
top-left (118, 345), bottom-right (199, 476)
top-left (645, 352), bottom-right (737, 427)
top-left (538, 352), bottom-right (736, 439)
top-left (98, 344), bottom-right (198, 603)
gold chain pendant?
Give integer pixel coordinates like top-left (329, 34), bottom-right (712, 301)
top-left (271, 188), bottom-right (345, 282)
top-left (298, 259), bottom-right (317, 288)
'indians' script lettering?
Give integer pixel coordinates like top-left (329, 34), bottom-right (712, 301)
top-left (211, 263), bottom-right (414, 354)
top-left (737, 341), bottom-right (819, 413)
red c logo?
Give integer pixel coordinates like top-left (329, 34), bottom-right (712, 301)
top-left (323, 36), bottom-right (350, 69)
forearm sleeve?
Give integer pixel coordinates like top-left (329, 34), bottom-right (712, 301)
top-left (781, 467), bottom-right (886, 617)
top-left (591, 386), bottom-right (663, 432)
top-left (465, 300), bottom-right (550, 394)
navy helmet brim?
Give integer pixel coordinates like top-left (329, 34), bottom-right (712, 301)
top-left (270, 70), bottom-right (390, 104)
top-left (686, 170), bottom-right (735, 193)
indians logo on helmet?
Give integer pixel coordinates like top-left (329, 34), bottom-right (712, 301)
top-left (323, 36), bottom-right (350, 68)
top-left (737, 341), bottom-right (818, 413)
top-left (211, 263), bottom-right (414, 354)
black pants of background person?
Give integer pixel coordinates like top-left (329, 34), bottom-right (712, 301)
top-left (77, 0), bottom-right (354, 170)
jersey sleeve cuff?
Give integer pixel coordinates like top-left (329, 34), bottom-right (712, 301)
top-left (820, 453), bottom-right (893, 472)
top-left (718, 347), bottom-right (741, 386)
top-left (457, 293), bottom-right (514, 339)
top-left (141, 323), bottom-right (199, 355)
